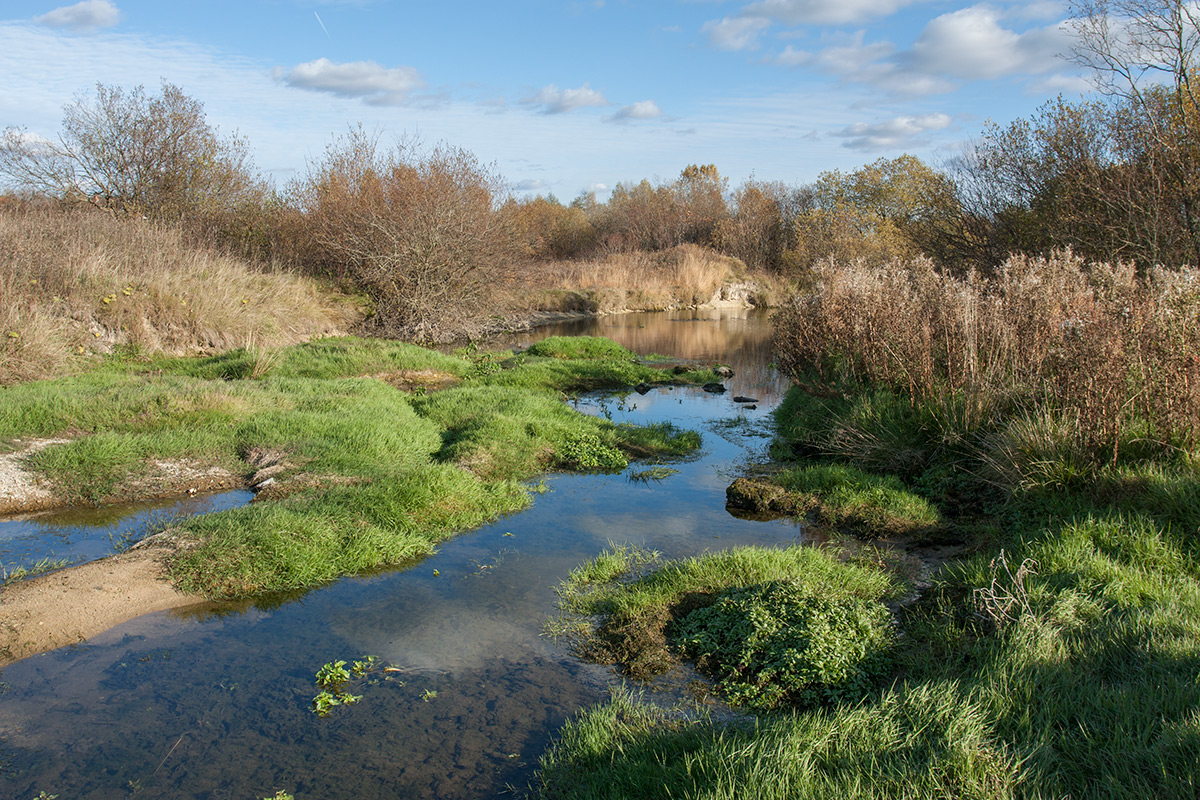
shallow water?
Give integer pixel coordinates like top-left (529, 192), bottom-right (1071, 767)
top-left (0, 308), bottom-right (797, 799)
top-left (0, 490), bottom-right (254, 577)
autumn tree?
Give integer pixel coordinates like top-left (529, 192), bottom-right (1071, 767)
top-left (599, 165), bottom-right (730, 252)
top-left (793, 155), bottom-right (962, 267)
top-left (1068, 0), bottom-right (1200, 262)
top-left (0, 81), bottom-right (263, 221)
top-left (293, 127), bottom-right (514, 340)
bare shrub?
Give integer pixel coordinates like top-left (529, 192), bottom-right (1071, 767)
top-left (0, 82), bottom-right (265, 222)
top-left (294, 129), bottom-right (515, 341)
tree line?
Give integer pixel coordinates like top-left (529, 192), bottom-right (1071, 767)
top-left (2, 0), bottom-right (1197, 337)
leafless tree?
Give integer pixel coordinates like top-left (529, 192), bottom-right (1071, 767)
top-left (293, 127), bottom-right (516, 341)
top-left (0, 81), bottom-right (262, 220)
top-left (1069, 0), bottom-right (1200, 262)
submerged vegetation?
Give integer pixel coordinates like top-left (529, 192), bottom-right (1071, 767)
top-left (0, 336), bottom-right (709, 599)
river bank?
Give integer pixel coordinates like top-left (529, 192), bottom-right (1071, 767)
top-left (0, 308), bottom-right (793, 800)
top-left (0, 333), bottom-right (720, 666)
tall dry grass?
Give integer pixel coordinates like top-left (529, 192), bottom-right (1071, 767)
top-left (0, 208), bottom-right (354, 384)
top-left (516, 244), bottom-right (752, 314)
top-left (775, 251), bottom-right (1200, 483)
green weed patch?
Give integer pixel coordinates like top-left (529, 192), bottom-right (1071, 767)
top-left (2, 335), bottom-right (706, 599)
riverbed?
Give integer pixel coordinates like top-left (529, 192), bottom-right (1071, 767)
top-left (0, 308), bottom-right (799, 799)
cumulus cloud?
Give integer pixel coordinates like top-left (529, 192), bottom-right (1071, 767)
top-left (773, 5), bottom-right (1072, 95)
top-left (903, 6), bottom-right (1068, 80)
top-left (742, 0), bottom-right (919, 26)
top-left (274, 58), bottom-right (424, 105)
top-left (833, 112), bottom-right (952, 150)
top-left (608, 100), bottom-right (662, 122)
top-left (36, 0), bottom-right (120, 32)
top-left (703, 16), bottom-right (771, 51)
top-left (525, 83), bottom-right (609, 113)
top-left (512, 178), bottom-right (549, 192)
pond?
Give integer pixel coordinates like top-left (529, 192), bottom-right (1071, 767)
top-left (0, 308), bottom-right (800, 800)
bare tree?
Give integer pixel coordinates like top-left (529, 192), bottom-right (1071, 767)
top-left (1069, 0), bottom-right (1200, 262)
top-left (0, 81), bottom-right (262, 220)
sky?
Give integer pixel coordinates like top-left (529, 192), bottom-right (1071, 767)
top-left (0, 0), bottom-right (1094, 200)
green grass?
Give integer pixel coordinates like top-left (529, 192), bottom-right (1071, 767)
top-left (0, 335), bottom-right (708, 599)
top-left (535, 384), bottom-right (1200, 799)
top-left (775, 463), bottom-right (941, 536)
top-left (526, 336), bottom-right (636, 361)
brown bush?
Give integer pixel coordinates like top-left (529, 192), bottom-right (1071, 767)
top-left (501, 195), bottom-right (596, 260)
top-left (775, 251), bottom-right (1200, 467)
top-left (597, 165), bottom-right (729, 253)
top-left (293, 129), bottom-right (517, 341)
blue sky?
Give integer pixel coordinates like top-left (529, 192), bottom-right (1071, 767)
top-left (0, 0), bottom-right (1091, 199)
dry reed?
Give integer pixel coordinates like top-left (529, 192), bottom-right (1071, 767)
top-left (519, 244), bottom-right (746, 314)
top-left (775, 251), bottom-right (1200, 476)
top-left (0, 208), bottom-right (354, 384)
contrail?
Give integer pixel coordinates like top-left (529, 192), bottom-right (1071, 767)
top-left (314, 11), bottom-right (332, 41)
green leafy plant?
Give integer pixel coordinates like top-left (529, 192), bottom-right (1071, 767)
top-left (673, 580), bottom-right (894, 710)
top-left (559, 432), bottom-right (627, 472)
top-left (310, 656), bottom-right (378, 717)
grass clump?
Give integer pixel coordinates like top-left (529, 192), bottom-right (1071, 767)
top-left (551, 544), bottom-right (898, 686)
top-left (675, 580), bottom-right (894, 710)
top-left (776, 463), bottom-right (941, 536)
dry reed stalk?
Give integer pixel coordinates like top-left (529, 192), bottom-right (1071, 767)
top-left (0, 208), bottom-right (351, 384)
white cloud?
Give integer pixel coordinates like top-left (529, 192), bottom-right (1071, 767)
top-left (904, 6), bottom-right (1068, 80)
top-left (771, 6), bottom-right (1074, 95)
top-left (525, 83), bottom-right (609, 113)
top-left (512, 178), bottom-right (549, 191)
top-left (274, 58), bottom-right (424, 105)
top-left (608, 100), bottom-right (662, 122)
top-left (703, 17), bottom-right (771, 51)
top-left (742, 0), bottom-right (919, 26)
top-left (833, 112), bottom-right (952, 150)
top-left (35, 0), bottom-right (120, 32)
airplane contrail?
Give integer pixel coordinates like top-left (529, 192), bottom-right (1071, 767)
top-left (314, 11), bottom-right (332, 41)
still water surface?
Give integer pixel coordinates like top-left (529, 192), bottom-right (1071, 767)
top-left (0, 308), bottom-right (798, 799)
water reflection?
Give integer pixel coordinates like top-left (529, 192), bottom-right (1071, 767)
top-left (0, 309), bottom-right (795, 800)
top-left (0, 490), bottom-right (254, 577)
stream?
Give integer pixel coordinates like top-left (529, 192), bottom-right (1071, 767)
top-left (0, 308), bottom-right (799, 800)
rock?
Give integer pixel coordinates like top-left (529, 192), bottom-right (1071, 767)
top-left (250, 463), bottom-right (287, 487)
top-left (702, 383), bottom-right (727, 394)
top-left (744, 405), bottom-right (757, 410)
top-left (634, 383), bottom-right (652, 395)
top-left (714, 365), bottom-right (734, 378)
top-left (732, 396), bottom-right (759, 404)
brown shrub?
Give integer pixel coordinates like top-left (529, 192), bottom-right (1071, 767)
top-left (775, 251), bottom-right (1200, 463)
top-left (293, 129), bottom-right (517, 341)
